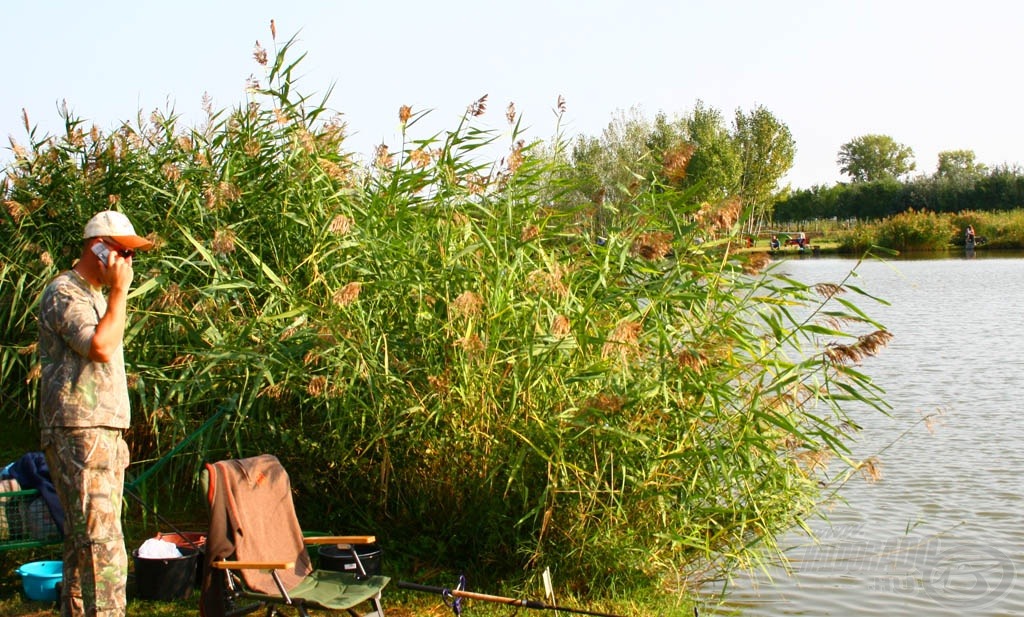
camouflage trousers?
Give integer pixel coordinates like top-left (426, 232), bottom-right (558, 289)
top-left (42, 427), bottom-right (129, 617)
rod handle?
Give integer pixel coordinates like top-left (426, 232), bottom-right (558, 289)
top-left (397, 581), bottom-right (545, 609)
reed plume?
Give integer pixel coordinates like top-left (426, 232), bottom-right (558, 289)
top-left (858, 456), bottom-right (883, 482)
top-left (632, 231), bottom-right (673, 261)
top-left (743, 251), bottom-right (772, 274)
top-left (697, 196), bottom-right (744, 233)
top-left (467, 94), bottom-right (488, 117)
top-left (825, 330), bottom-right (893, 365)
top-left (374, 144), bottom-right (393, 168)
top-left (333, 282), bottom-right (362, 306)
top-left (602, 321), bottom-right (642, 359)
top-left (329, 214), bottom-right (353, 235)
top-left (211, 228), bottom-right (237, 255)
top-left (814, 283), bottom-right (844, 298)
top-left (551, 314), bottom-right (571, 338)
top-left (253, 41), bottom-right (268, 66)
top-left (662, 143), bottom-right (695, 183)
top-left (409, 148), bottom-right (431, 168)
top-left (451, 291), bottom-right (484, 318)
top-left (554, 94), bottom-right (567, 117)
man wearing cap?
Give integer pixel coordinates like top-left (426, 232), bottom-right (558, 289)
top-left (38, 210), bottom-right (153, 617)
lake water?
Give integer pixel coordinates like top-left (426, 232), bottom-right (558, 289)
top-left (704, 253), bottom-right (1024, 616)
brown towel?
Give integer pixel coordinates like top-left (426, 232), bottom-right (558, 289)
top-left (200, 454), bottom-right (312, 617)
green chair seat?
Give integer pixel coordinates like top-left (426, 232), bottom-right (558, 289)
top-left (285, 571), bottom-right (390, 611)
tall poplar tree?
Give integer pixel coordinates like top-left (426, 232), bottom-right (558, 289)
top-left (683, 100), bottom-right (742, 205)
top-left (733, 105), bottom-right (795, 232)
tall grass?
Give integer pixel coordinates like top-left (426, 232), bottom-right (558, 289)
top-left (1, 29), bottom-right (890, 599)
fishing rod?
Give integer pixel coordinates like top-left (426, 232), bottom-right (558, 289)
top-left (397, 579), bottom-right (628, 617)
top-left (123, 406), bottom-right (230, 552)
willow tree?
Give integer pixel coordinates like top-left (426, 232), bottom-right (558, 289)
top-left (935, 149), bottom-right (988, 183)
top-left (838, 134), bottom-right (916, 183)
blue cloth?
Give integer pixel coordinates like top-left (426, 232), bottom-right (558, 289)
top-left (10, 452), bottom-right (65, 538)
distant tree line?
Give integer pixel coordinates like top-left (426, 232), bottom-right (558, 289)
top-left (775, 133), bottom-right (1024, 221)
top-left (774, 166), bottom-right (1024, 221)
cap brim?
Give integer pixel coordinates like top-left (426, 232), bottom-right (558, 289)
top-left (111, 235), bottom-right (155, 251)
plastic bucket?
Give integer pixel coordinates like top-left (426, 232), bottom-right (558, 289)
top-left (317, 543), bottom-right (382, 579)
top-left (16, 560), bottom-right (62, 602)
top-left (133, 546), bottom-right (199, 601)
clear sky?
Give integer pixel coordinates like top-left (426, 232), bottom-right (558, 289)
top-left (4, 0), bottom-right (1023, 189)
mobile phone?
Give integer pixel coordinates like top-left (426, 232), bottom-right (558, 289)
top-left (91, 242), bottom-right (111, 264)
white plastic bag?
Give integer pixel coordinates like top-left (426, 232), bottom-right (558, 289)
top-left (137, 537), bottom-right (182, 559)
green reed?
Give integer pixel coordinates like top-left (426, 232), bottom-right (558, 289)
top-left (1, 30), bottom-right (890, 601)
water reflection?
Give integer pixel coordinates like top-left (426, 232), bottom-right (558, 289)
top-left (703, 256), bottom-right (1024, 617)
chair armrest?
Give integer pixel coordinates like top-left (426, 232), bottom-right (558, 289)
top-left (302, 535), bottom-right (376, 546)
top-left (211, 560), bottom-right (296, 570)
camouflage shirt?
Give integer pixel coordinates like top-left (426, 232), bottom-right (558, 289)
top-left (38, 269), bottom-right (130, 429)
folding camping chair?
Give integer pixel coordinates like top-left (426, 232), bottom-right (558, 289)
top-left (199, 454), bottom-right (388, 617)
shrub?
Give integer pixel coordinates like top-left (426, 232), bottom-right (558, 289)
top-left (874, 208), bottom-right (955, 251)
